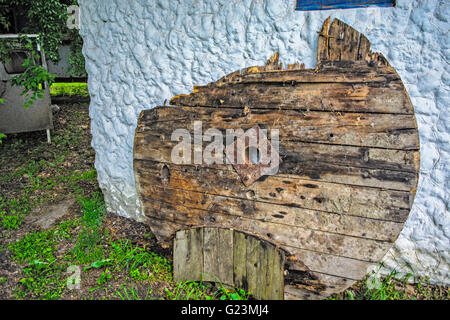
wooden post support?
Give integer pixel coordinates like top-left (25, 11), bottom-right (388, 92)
top-left (173, 227), bottom-right (285, 300)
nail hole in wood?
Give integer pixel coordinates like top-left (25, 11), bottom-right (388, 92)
top-left (160, 164), bottom-right (170, 184)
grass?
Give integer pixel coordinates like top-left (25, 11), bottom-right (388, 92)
top-left (50, 83), bottom-right (89, 97)
top-left (116, 284), bottom-right (153, 300)
top-left (4, 190), bottom-right (251, 300)
top-left (328, 267), bottom-right (449, 300)
top-left (107, 239), bottom-right (172, 281)
top-left (165, 281), bottom-right (251, 300)
top-left (7, 218), bottom-right (78, 299)
top-left (71, 194), bottom-right (107, 264)
top-left (0, 194), bottom-right (33, 230)
top-left (3, 183), bottom-right (248, 299)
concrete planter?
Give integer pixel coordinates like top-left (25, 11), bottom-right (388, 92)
top-left (0, 81), bottom-right (52, 134)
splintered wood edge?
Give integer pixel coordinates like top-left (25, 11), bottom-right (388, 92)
top-left (170, 18), bottom-right (391, 106)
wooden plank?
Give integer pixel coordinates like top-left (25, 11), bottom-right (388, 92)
top-left (135, 161), bottom-right (412, 224)
top-left (170, 226), bottom-right (364, 300)
top-left (138, 175), bottom-right (408, 235)
top-left (134, 149), bottom-right (417, 191)
top-left (203, 227), bottom-right (219, 282)
top-left (203, 227), bottom-right (234, 284)
top-left (263, 242), bottom-right (274, 299)
top-left (173, 228), bottom-right (204, 282)
top-left (134, 137), bottom-right (419, 192)
top-left (137, 106), bottom-right (419, 150)
top-left (238, 232), bottom-right (284, 300)
top-left (317, 16), bottom-right (333, 63)
top-left (245, 235), bottom-right (260, 298)
top-left (233, 231), bottom-right (247, 289)
top-left (135, 156), bottom-right (415, 198)
top-left (317, 17), bottom-right (384, 64)
top-left (162, 207), bottom-right (375, 281)
top-left (284, 272), bottom-right (358, 300)
top-left (175, 228), bottom-right (285, 300)
top-left (170, 81), bottom-right (412, 114)
top-left (269, 241), bottom-right (285, 300)
top-left (329, 18), bottom-right (364, 61)
top-left (257, 239), bottom-right (269, 299)
top-left (218, 228), bottom-right (234, 285)
top-left (134, 131), bottom-right (420, 174)
top-left (143, 198), bottom-right (393, 262)
top-left (285, 245), bottom-right (376, 280)
top-left (212, 61), bottom-right (401, 85)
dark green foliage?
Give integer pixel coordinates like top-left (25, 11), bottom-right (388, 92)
top-left (0, 0), bottom-right (86, 107)
top-left (8, 37), bottom-right (56, 108)
top-left (0, 0), bottom-right (75, 63)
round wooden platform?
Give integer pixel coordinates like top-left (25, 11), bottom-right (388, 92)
top-left (133, 18), bottom-right (420, 299)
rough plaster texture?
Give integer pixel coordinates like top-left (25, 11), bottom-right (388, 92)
top-left (79, 0), bottom-right (449, 284)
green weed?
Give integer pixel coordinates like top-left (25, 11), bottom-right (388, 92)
top-left (165, 281), bottom-right (213, 300)
top-left (8, 229), bottom-right (57, 264)
top-left (8, 220), bottom-right (79, 299)
top-left (328, 266), bottom-right (449, 300)
top-left (116, 284), bottom-right (154, 300)
top-left (16, 259), bottom-right (66, 300)
top-left (108, 239), bottom-right (172, 281)
top-left (165, 280), bottom-right (251, 300)
top-left (71, 194), bottom-right (107, 263)
top-left (0, 194), bottom-right (32, 230)
top-left (0, 213), bottom-right (23, 230)
top-left (97, 268), bottom-right (112, 286)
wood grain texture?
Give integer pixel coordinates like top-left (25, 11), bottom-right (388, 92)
top-left (173, 228), bottom-right (204, 282)
top-left (137, 106), bottom-right (419, 150)
top-left (133, 18), bottom-right (420, 299)
top-left (173, 227), bottom-right (285, 300)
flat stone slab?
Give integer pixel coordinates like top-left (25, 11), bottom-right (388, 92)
top-left (26, 198), bottom-right (75, 230)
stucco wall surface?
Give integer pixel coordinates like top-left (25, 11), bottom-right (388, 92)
top-left (79, 0), bottom-right (449, 284)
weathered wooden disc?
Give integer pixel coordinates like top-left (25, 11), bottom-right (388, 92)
top-left (133, 18), bottom-right (420, 299)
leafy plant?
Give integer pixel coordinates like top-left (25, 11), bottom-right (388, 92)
top-left (9, 37), bottom-right (55, 108)
top-left (17, 258), bottom-right (66, 300)
top-left (0, 193), bottom-right (32, 230)
top-left (97, 268), bottom-right (112, 286)
top-left (0, 0), bottom-right (86, 107)
top-left (0, 0), bottom-right (73, 63)
top-left (67, 28), bottom-right (86, 77)
top-left (165, 280), bottom-right (251, 300)
top-left (0, 213), bottom-right (22, 230)
top-left (8, 229), bottom-right (57, 264)
top-left (84, 258), bottom-right (112, 271)
top-left (217, 286), bottom-right (251, 300)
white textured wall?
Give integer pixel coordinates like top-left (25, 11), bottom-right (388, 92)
top-left (79, 0), bottom-right (449, 284)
